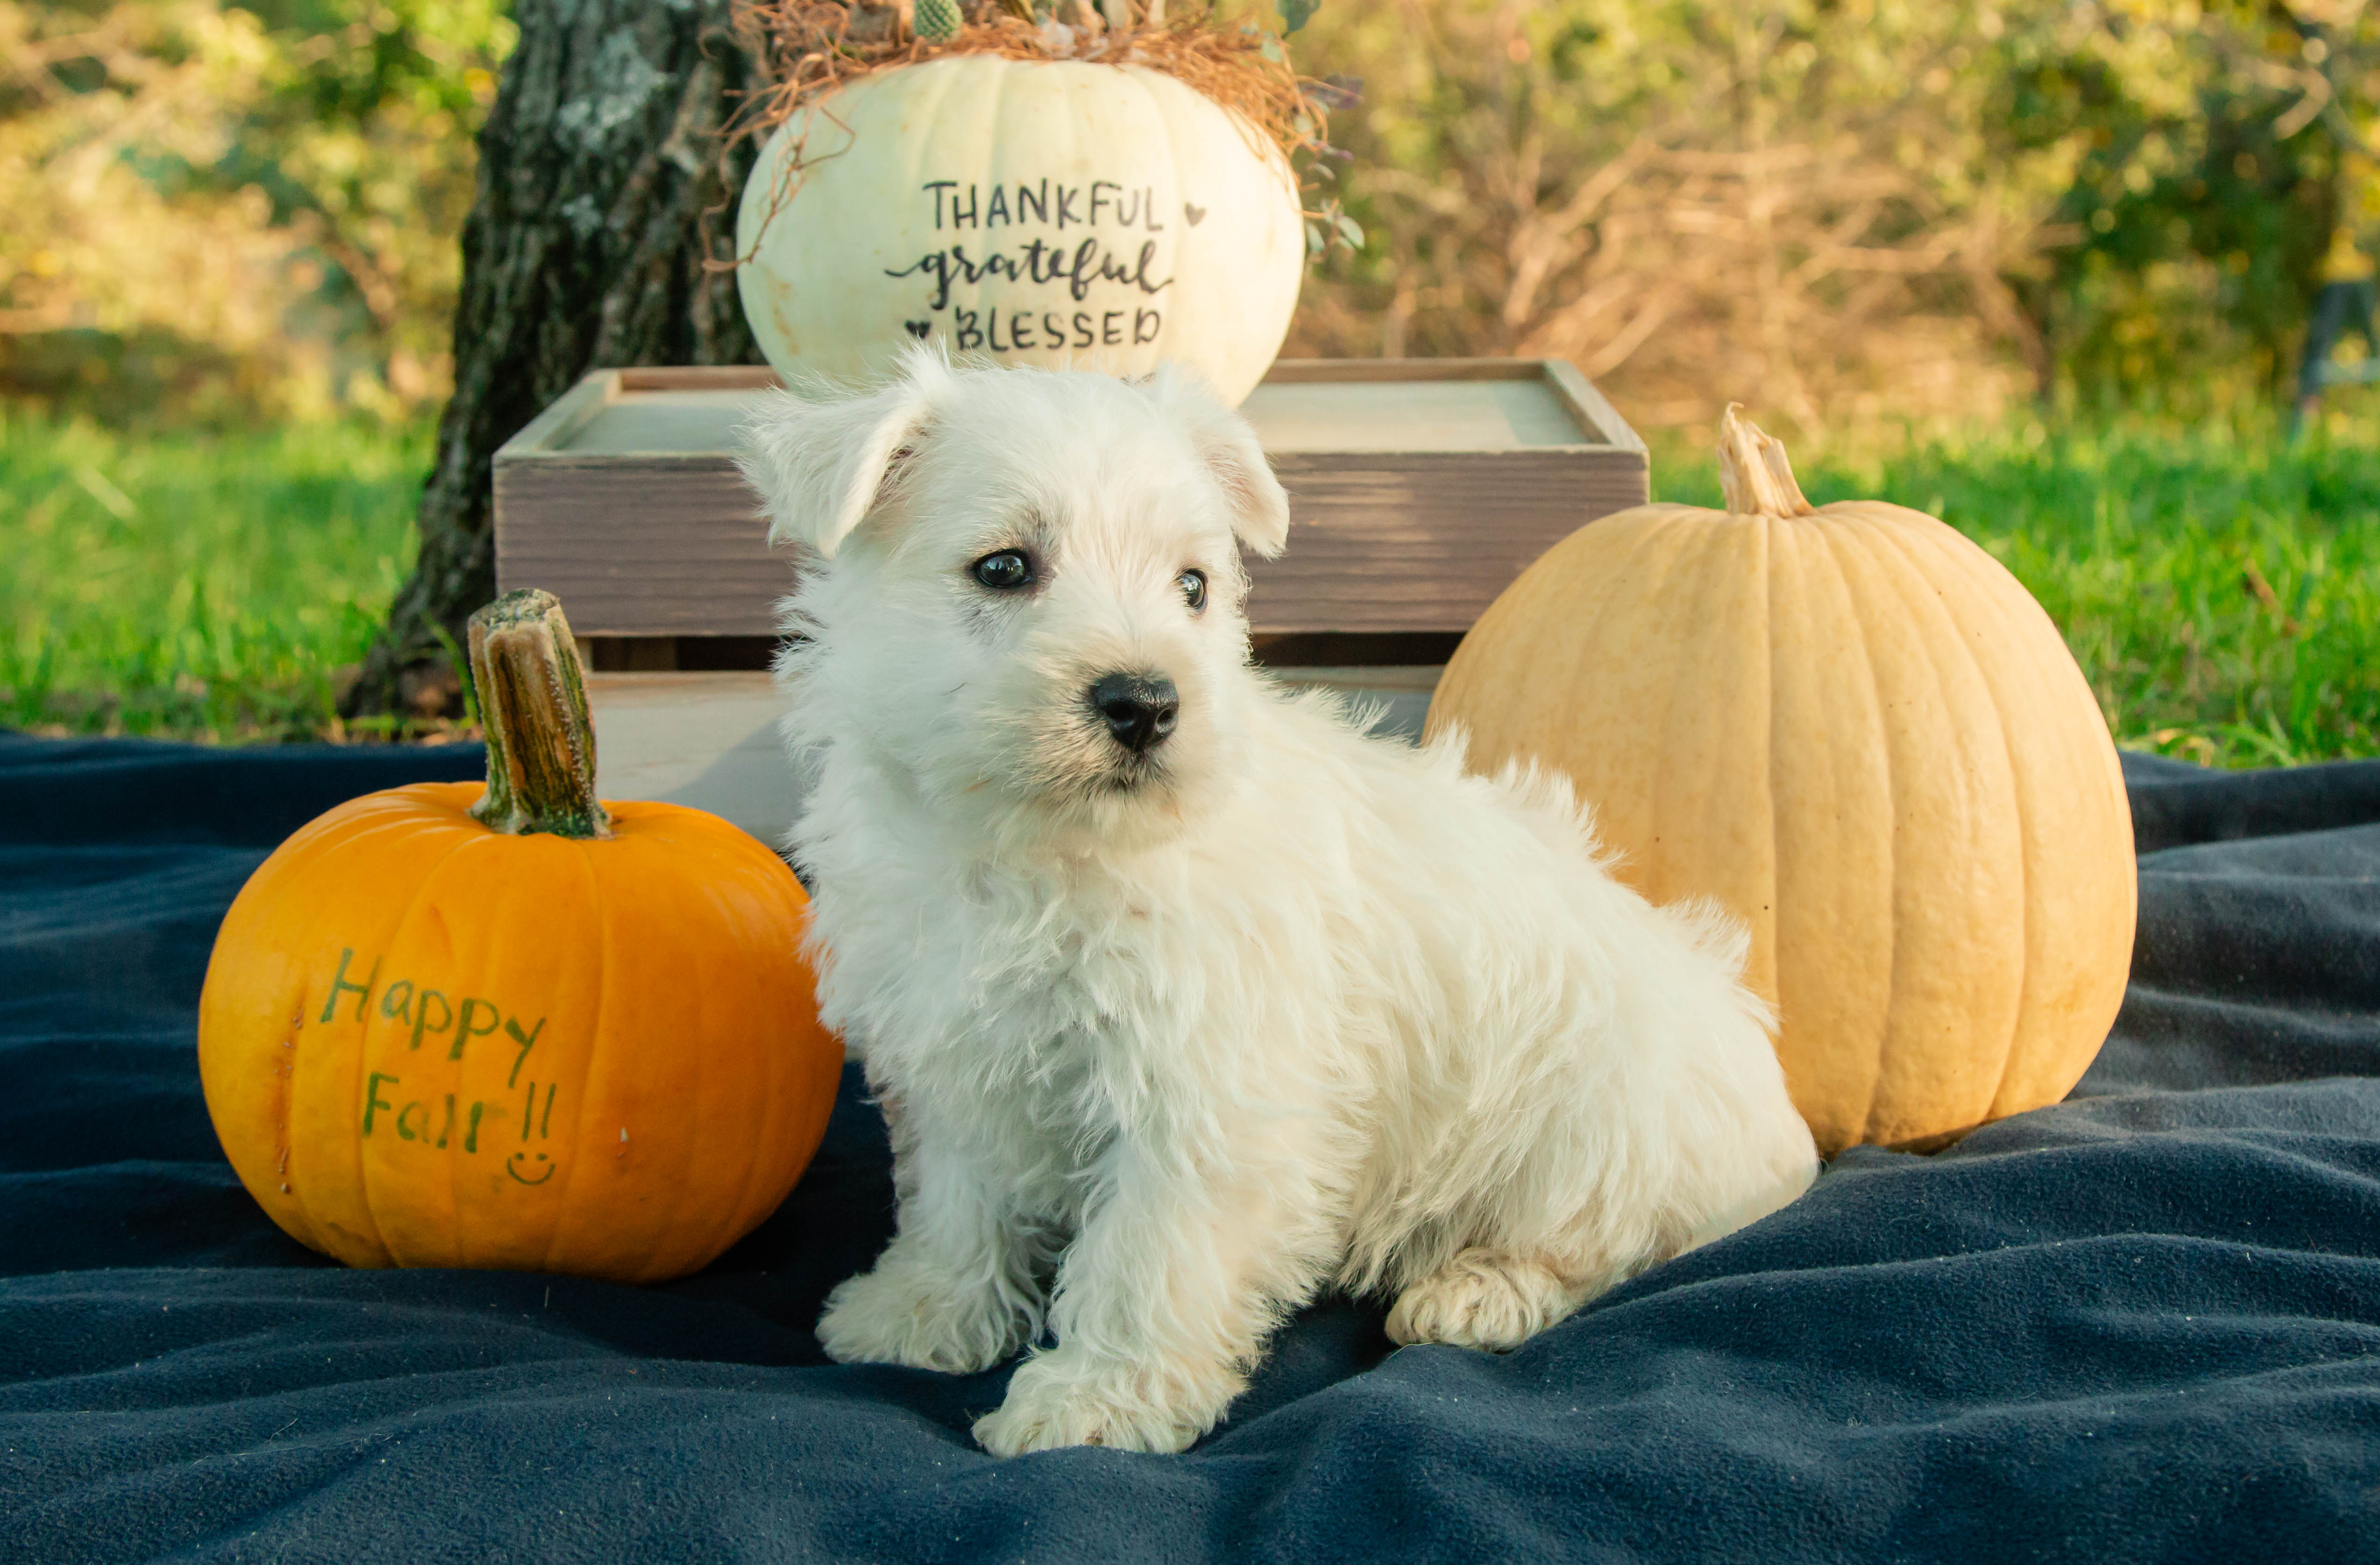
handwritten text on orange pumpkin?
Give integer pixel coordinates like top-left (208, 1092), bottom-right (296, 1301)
top-left (321, 947), bottom-right (561, 1185)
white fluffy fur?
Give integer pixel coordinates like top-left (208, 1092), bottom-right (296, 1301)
top-left (737, 348), bottom-right (1819, 1458)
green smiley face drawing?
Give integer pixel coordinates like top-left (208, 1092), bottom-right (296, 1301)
top-left (506, 1151), bottom-right (555, 1186)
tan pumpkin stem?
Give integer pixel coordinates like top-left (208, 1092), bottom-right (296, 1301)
top-left (1716, 403), bottom-right (1816, 518)
top-left (467, 589), bottom-right (612, 840)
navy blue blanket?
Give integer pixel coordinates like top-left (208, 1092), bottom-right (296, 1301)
top-left (5, 733), bottom-right (2377, 1562)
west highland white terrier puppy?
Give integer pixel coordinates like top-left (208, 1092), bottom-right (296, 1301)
top-left (737, 348), bottom-right (1819, 1458)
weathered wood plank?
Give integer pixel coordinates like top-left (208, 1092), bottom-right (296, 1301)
top-left (495, 457), bottom-right (783, 636)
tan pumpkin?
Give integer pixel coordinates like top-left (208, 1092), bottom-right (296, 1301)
top-left (1425, 407), bottom-right (2136, 1155)
top-left (198, 591), bottom-right (842, 1281)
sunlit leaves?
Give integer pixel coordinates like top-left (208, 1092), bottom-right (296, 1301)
top-left (0, 0), bottom-right (513, 424)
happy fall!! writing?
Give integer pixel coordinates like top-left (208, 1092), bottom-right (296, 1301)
top-left (320, 946), bottom-right (564, 1188)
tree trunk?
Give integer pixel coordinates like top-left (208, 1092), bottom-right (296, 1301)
top-left (344, 0), bottom-right (762, 724)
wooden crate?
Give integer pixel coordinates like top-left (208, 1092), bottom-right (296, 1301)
top-left (494, 357), bottom-right (1647, 658)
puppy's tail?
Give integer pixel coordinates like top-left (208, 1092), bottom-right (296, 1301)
top-left (1459, 739), bottom-right (1627, 874)
top-left (1660, 896), bottom-right (1777, 1052)
top-left (1663, 894), bottom-right (1756, 984)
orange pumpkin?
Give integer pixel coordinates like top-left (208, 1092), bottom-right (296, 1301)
top-left (1426, 407), bottom-right (2136, 1156)
top-left (198, 590), bottom-right (840, 1282)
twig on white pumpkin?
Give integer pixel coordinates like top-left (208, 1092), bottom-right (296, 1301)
top-left (1716, 404), bottom-right (1816, 518)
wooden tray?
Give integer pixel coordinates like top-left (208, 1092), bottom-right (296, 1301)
top-left (494, 358), bottom-right (1647, 647)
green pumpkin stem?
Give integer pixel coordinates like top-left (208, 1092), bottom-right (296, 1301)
top-left (467, 590), bottom-right (612, 840)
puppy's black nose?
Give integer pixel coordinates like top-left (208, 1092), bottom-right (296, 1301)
top-left (1089, 673), bottom-right (1179, 754)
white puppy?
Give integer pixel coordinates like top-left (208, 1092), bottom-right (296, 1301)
top-left (738, 349), bottom-right (1818, 1458)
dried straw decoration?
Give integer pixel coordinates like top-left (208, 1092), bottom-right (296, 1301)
top-left (725, 0), bottom-right (1346, 254)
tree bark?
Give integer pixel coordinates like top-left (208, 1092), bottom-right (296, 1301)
top-left (345, 0), bottom-right (762, 723)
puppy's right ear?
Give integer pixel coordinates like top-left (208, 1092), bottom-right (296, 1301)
top-left (736, 355), bottom-right (947, 559)
top-left (1139, 362), bottom-right (1291, 559)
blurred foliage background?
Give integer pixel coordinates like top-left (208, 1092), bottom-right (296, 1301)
top-left (1286, 0), bottom-right (2380, 432)
top-left (8, 0), bottom-right (2377, 431)
top-left (0, 0), bottom-right (511, 425)
top-left (3, 0), bottom-right (2376, 756)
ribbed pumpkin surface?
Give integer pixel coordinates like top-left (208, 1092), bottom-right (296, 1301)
top-left (1426, 435), bottom-right (2136, 1155)
top-left (199, 786), bottom-right (840, 1284)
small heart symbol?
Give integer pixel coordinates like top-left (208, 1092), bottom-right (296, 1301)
top-left (1184, 203), bottom-right (1207, 227)
top-left (903, 320), bottom-right (933, 339)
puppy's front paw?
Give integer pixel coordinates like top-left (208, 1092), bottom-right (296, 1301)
top-left (1386, 1248), bottom-right (1581, 1351)
top-left (816, 1260), bottom-right (1030, 1374)
top-left (972, 1349), bottom-right (1230, 1456)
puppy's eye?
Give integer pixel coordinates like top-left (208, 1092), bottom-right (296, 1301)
top-left (972, 550), bottom-right (1035, 591)
top-left (1178, 569), bottom-right (1208, 612)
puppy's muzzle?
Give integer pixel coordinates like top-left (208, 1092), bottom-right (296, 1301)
top-left (1088, 672), bottom-right (1179, 754)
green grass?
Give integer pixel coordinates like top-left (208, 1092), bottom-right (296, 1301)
top-left (1652, 417), bottom-right (2380, 768)
top-left (4, 409), bottom-right (2376, 765)
top-left (1, 417), bottom-right (427, 742)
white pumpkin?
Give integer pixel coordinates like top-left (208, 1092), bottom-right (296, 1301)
top-left (734, 55), bottom-right (1306, 403)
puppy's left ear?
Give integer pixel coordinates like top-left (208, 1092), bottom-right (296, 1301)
top-left (736, 348), bottom-right (950, 559)
top-left (1142, 363), bottom-right (1291, 558)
